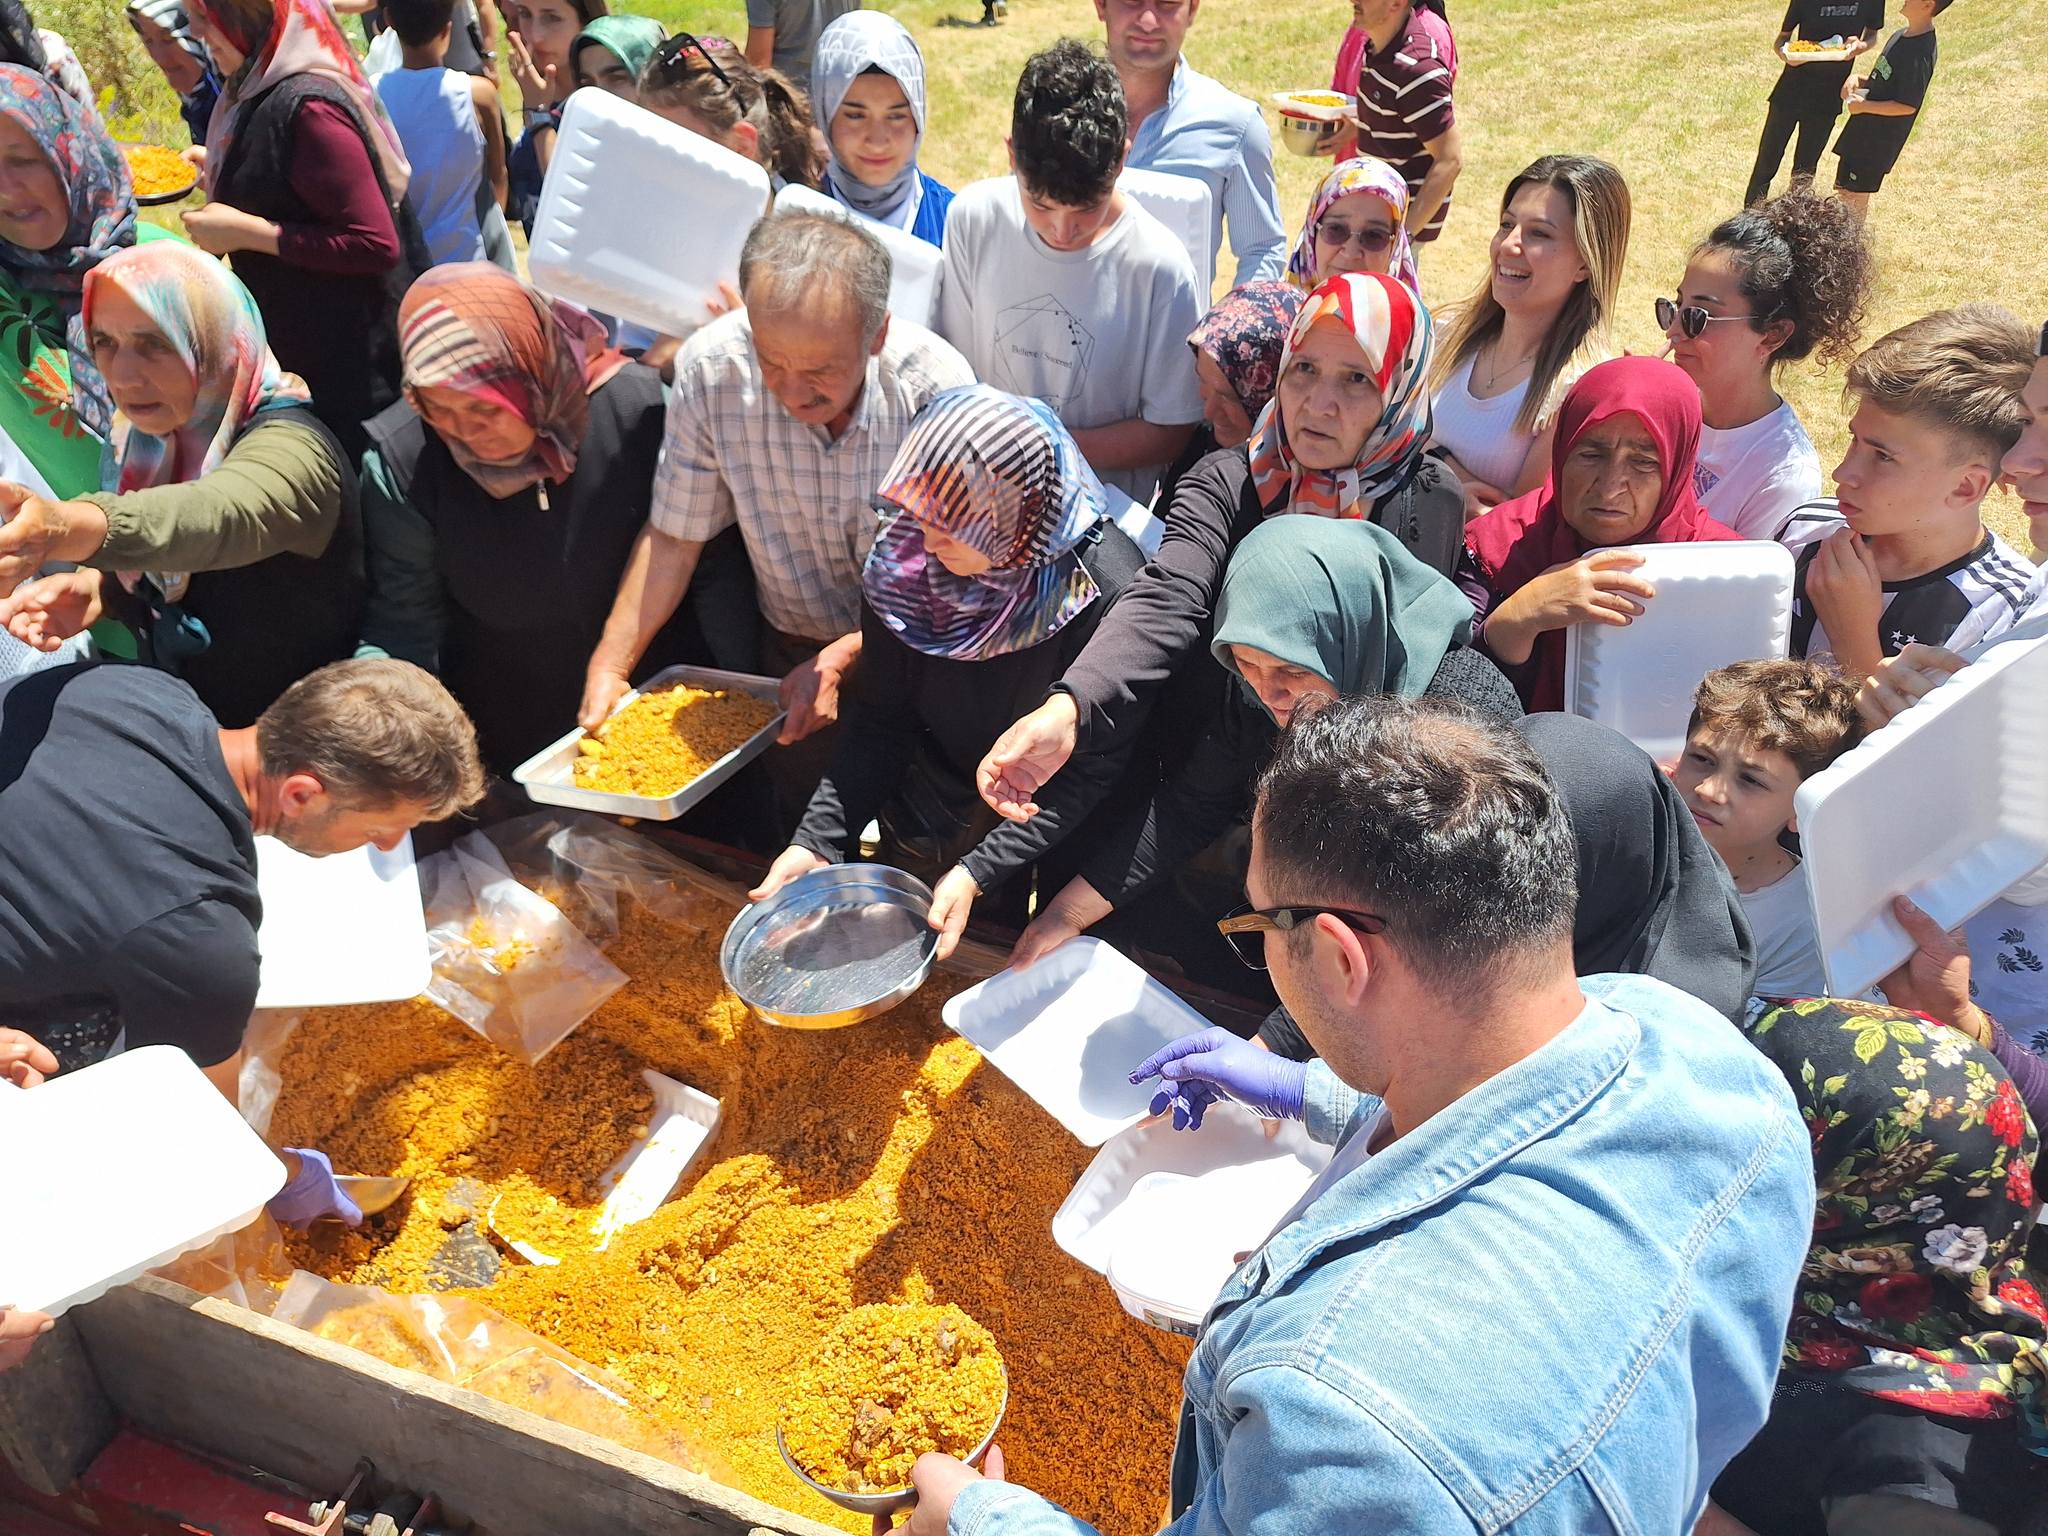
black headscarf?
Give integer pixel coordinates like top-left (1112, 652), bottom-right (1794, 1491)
top-left (0, 0), bottom-right (44, 73)
top-left (1517, 712), bottom-right (1755, 1023)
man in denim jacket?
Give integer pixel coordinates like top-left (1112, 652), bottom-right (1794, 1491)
top-left (899, 697), bottom-right (1816, 1535)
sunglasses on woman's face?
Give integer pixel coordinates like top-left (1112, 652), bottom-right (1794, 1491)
top-left (1655, 296), bottom-right (1762, 341)
top-left (1317, 219), bottom-right (1396, 254)
top-left (1215, 902), bottom-right (1386, 970)
top-left (650, 29), bottom-right (733, 86)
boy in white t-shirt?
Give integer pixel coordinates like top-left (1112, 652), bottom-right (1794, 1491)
top-left (1670, 658), bottom-right (1866, 1002)
top-left (938, 39), bottom-right (1202, 504)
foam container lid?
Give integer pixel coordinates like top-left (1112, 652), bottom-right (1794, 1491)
top-left (1798, 631), bottom-right (2048, 999)
top-left (942, 938), bottom-right (1211, 1145)
top-left (1563, 539), bottom-right (1794, 763)
top-left (254, 833), bottom-right (429, 1009)
top-left (0, 1046), bottom-right (287, 1315)
top-left (774, 182), bottom-right (944, 330)
top-left (1117, 166), bottom-right (1213, 301)
top-left (528, 87), bottom-right (770, 337)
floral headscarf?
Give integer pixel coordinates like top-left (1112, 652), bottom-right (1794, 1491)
top-left (812, 10), bottom-right (928, 228)
top-left (1188, 280), bottom-right (1303, 423)
top-left (1746, 998), bottom-right (2047, 1445)
top-left (82, 241), bottom-right (311, 496)
top-left (862, 385), bottom-right (1108, 662)
top-left (0, 64), bottom-right (136, 303)
top-left (398, 263), bottom-right (627, 499)
top-left (1286, 156), bottom-right (1418, 296)
top-left (1246, 271), bottom-right (1434, 521)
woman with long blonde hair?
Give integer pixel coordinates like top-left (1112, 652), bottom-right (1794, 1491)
top-left (1428, 154), bottom-right (1631, 518)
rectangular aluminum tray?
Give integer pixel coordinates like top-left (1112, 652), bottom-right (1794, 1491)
top-left (511, 665), bottom-right (785, 822)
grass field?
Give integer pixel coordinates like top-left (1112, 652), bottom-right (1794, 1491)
top-left (51, 0), bottom-right (2045, 541)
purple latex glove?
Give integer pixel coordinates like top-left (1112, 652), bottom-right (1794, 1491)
top-left (267, 1147), bottom-right (363, 1227)
top-left (1129, 1027), bottom-right (1309, 1131)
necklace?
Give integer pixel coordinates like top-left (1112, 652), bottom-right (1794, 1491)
top-left (1479, 339), bottom-right (1540, 394)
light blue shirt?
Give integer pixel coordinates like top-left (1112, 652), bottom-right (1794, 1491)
top-left (948, 973), bottom-right (1815, 1536)
top-left (1125, 60), bottom-right (1287, 286)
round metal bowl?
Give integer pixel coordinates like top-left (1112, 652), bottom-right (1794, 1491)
top-left (775, 1374), bottom-right (1008, 1519)
top-left (721, 863), bottom-right (939, 1030)
top-left (1277, 112), bottom-right (1343, 156)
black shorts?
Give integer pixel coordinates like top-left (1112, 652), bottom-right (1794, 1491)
top-left (1834, 152), bottom-right (1894, 193)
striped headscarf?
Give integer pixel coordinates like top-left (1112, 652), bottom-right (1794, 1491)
top-left (1247, 271), bottom-right (1434, 521)
top-left (82, 240), bottom-right (310, 496)
top-left (862, 385), bottom-right (1108, 662)
top-left (1286, 156), bottom-right (1418, 296)
top-left (398, 264), bottom-right (626, 499)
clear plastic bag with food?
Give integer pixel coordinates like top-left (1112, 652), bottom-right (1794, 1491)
top-left (271, 1271), bottom-right (465, 1381)
top-left (422, 832), bottom-right (627, 1064)
top-left (481, 811), bottom-right (733, 941)
top-left (152, 1214), bottom-right (293, 1315)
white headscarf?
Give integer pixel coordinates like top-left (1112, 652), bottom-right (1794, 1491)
top-left (810, 10), bottom-right (925, 228)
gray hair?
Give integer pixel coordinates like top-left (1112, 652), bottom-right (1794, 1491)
top-left (738, 210), bottom-right (891, 348)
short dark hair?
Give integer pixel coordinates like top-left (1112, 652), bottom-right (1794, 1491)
top-left (384, 0), bottom-right (457, 47)
top-left (1010, 39), bottom-right (1125, 207)
top-left (256, 659), bottom-right (485, 819)
top-left (1253, 696), bottom-right (1578, 992)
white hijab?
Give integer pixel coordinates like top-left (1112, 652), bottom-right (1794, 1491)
top-left (810, 10), bottom-right (926, 228)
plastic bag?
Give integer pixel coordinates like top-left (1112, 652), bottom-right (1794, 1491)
top-left (482, 811), bottom-right (732, 943)
top-left (235, 1008), bottom-right (302, 1138)
top-left (152, 1214), bottom-right (292, 1314)
top-left (422, 831), bottom-right (627, 1064)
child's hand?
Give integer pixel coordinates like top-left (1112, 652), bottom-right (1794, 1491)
top-left (1806, 526), bottom-right (1884, 655)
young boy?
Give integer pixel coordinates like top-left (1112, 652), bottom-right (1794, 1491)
top-left (374, 0), bottom-right (509, 267)
top-left (1782, 305), bottom-right (2044, 684)
top-left (1829, 0), bottom-right (1944, 225)
top-left (1671, 658), bottom-right (1865, 1002)
top-left (938, 39), bottom-right (1203, 504)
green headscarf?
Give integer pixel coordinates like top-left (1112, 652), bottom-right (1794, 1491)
top-left (1211, 517), bottom-right (1472, 717)
top-left (572, 15), bottom-right (666, 88)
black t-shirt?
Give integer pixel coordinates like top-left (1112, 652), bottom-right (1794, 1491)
top-left (0, 663), bottom-right (260, 1068)
top-left (1833, 27), bottom-right (1938, 168)
top-left (1770, 0), bottom-right (1886, 103)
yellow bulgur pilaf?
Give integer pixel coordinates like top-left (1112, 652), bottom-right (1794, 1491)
top-left (572, 685), bottom-right (778, 797)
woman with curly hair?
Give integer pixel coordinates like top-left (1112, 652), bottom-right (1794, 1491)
top-left (1661, 189), bottom-right (1874, 542)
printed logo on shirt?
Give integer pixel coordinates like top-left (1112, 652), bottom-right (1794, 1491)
top-left (991, 295), bottom-right (1096, 412)
top-left (1693, 463), bottom-right (1721, 499)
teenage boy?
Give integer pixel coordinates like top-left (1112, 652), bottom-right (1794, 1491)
top-left (938, 39), bottom-right (1203, 504)
top-left (1671, 659), bottom-right (1865, 1002)
top-left (1785, 305), bottom-right (2044, 685)
top-left (1099, 0), bottom-right (1286, 283)
top-left (1830, 0), bottom-right (1945, 225)
top-left (375, 0), bottom-right (508, 266)
top-left (1741, 0), bottom-right (1883, 207)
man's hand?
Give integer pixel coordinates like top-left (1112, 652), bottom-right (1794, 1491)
top-left (267, 1147), bottom-right (364, 1228)
top-left (0, 1306), bottom-right (54, 1371)
top-left (1881, 894), bottom-right (1991, 1044)
top-left (927, 866), bottom-right (979, 963)
top-left (578, 662), bottom-right (632, 732)
top-left (1806, 526), bottom-right (1885, 678)
top-left (1130, 1027), bottom-right (1310, 1129)
top-left (0, 568), bottom-right (104, 650)
top-left (883, 1445), bottom-right (1006, 1536)
top-left (0, 1028), bottom-right (57, 1088)
top-left (779, 632), bottom-right (860, 745)
top-left (977, 694), bottom-right (1080, 822)
top-left (0, 483), bottom-right (102, 592)
top-left (749, 844), bottom-right (828, 902)
top-left (1856, 642), bottom-right (1967, 730)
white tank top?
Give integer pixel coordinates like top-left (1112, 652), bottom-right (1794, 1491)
top-left (375, 67), bottom-right (487, 267)
top-left (1430, 351), bottom-right (1538, 495)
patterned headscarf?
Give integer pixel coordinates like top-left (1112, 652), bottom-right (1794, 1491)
top-left (0, 65), bottom-right (136, 303)
top-left (1286, 156), bottom-right (1418, 296)
top-left (196, 0), bottom-right (412, 202)
top-left (398, 263), bottom-right (627, 499)
top-left (1246, 272), bottom-right (1434, 521)
top-left (1745, 997), bottom-right (2047, 1446)
top-left (812, 10), bottom-right (927, 226)
top-left (127, 0), bottom-right (213, 72)
top-left (862, 385), bottom-right (1108, 662)
top-left (1188, 280), bottom-right (1303, 422)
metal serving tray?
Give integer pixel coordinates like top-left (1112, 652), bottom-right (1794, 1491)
top-left (511, 665), bottom-right (785, 821)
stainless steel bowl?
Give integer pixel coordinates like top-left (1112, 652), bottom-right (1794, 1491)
top-left (1277, 113), bottom-right (1343, 156)
top-left (775, 1374), bottom-right (1008, 1518)
top-left (721, 863), bottom-right (939, 1030)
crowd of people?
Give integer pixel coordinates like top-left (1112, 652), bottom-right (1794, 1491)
top-left (0, 0), bottom-right (2043, 1530)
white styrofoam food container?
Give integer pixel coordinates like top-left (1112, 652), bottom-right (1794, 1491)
top-left (941, 938), bottom-right (1212, 1145)
top-left (512, 665), bottom-right (786, 821)
top-left (0, 1046), bottom-right (286, 1315)
top-left (773, 181), bottom-right (944, 330)
top-left (1117, 166), bottom-right (1213, 301)
top-left (1563, 540), bottom-right (1794, 763)
top-left (1798, 632), bottom-right (2048, 999)
top-left (528, 87), bottom-right (771, 338)
top-left (1053, 1102), bottom-right (1332, 1336)
top-left (254, 834), bottom-right (429, 1009)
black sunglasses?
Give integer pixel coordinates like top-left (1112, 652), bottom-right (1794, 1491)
top-left (650, 30), bottom-right (734, 88)
top-left (1215, 902), bottom-right (1386, 970)
top-left (1316, 219), bottom-right (1397, 254)
top-left (1655, 296), bottom-right (1776, 341)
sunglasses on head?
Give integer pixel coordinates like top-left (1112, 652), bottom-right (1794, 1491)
top-left (1316, 219), bottom-right (1397, 254)
top-left (1215, 902), bottom-right (1386, 970)
top-left (1655, 296), bottom-right (1772, 341)
top-left (650, 29), bottom-right (734, 87)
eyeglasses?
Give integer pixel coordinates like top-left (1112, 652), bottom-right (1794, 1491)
top-left (1655, 296), bottom-right (1769, 341)
top-left (1215, 902), bottom-right (1386, 970)
top-left (1316, 220), bottom-right (1397, 254)
top-left (650, 29), bottom-right (733, 88)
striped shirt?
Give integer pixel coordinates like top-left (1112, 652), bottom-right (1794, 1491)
top-left (1354, 3), bottom-right (1458, 243)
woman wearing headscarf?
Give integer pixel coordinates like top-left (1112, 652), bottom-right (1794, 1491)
top-left (357, 264), bottom-right (744, 771)
top-left (0, 241), bottom-right (362, 724)
top-left (0, 0), bottom-right (89, 105)
top-left (1012, 515), bottom-right (1517, 975)
top-left (570, 14), bottom-right (664, 98)
top-left (1705, 997), bottom-right (2047, 1536)
top-left (182, 0), bottom-right (428, 466)
top-left (1165, 278), bottom-right (1303, 506)
top-left (752, 385), bottom-right (1146, 960)
top-left (126, 0), bottom-right (223, 145)
top-left (1286, 155), bottom-right (1419, 296)
top-left (1458, 355), bottom-right (1742, 712)
top-left (809, 11), bottom-right (952, 248)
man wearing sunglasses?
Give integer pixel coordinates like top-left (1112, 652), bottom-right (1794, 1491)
top-left (896, 695), bottom-right (1815, 1535)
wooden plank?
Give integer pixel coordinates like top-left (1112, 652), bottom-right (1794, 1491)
top-left (0, 1312), bottom-right (117, 1495)
top-left (73, 1277), bottom-right (841, 1536)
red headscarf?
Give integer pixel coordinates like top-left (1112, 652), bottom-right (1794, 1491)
top-left (1463, 355), bottom-right (1740, 710)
